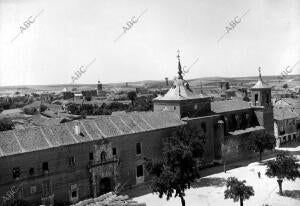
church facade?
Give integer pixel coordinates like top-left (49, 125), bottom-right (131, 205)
top-left (0, 55), bottom-right (274, 205)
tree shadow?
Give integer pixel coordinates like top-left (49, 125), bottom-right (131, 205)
top-left (282, 190), bottom-right (300, 200)
top-left (192, 177), bottom-right (226, 188)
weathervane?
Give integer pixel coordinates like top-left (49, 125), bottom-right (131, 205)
top-left (177, 50), bottom-right (183, 79)
top-left (258, 67), bottom-right (262, 80)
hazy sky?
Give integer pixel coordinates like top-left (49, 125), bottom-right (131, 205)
top-left (0, 0), bottom-right (299, 86)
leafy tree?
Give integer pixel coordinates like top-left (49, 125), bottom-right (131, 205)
top-left (247, 131), bottom-right (276, 162)
top-left (265, 151), bottom-right (300, 195)
top-left (224, 177), bottom-right (254, 206)
top-left (40, 104), bottom-right (47, 112)
top-left (0, 118), bottom-right (14, 131)
top-left (23, 107), bottom-right (37, 115)
top-left (145, 125), bottom-right (205, 206)
top-left (282, 84), bottom-right (288, 89)
top-left (127, 91), bottom-right (137, 106)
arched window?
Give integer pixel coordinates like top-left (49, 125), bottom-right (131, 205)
top-left (100, 151), bottom-right (107, 162)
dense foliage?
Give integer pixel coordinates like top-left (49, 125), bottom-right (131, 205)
top-left (127, 91), bottom-right (137, 105)
top-left (0, 118), bottom-right (14, 131)
top-left (224, 177), bottom-right (254, 206)
top-left (247, 131), bottom-right (276, 162)
top-left (265, 151), bottom-right (300, 195)
top-left (145, 125), bottom-right (205, 206)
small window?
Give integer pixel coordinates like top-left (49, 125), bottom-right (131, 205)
top-left (201, 123), bottom-right (207, 134)
top-left (69, 156), bottom-right (76, 167)
top-left (30, 186), bottom-right (36, 194)
top-left (29, 168), bottom-right (34, 176)
top-left (13, 167), bottom-right (20, 179)
top-left (254, 94), bottom-right (258, 105)
top-left (89, 152), bottom-right (94, 160)
top-left (136, 143), bottom-right (142, 155)
top-left (174, 106), bottom-right (176, 110)
top-left (100, 151), bottom-right (107, 162)
top-left (136, 165), bottom-right (143, 177)
top-left (194, 104), bottom-right (198, 110)
top-left (42, 162), bottom-right (48, 172)
top-left (112, 147), bottom-right (117, 156)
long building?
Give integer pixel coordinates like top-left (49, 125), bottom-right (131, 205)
top-left (0, 55), bottom-right (274, 205)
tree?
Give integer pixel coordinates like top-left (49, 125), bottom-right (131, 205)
top-left (145, 125), bottom-right (205, 206)
top-left (40, 104), bottom-right (47, 112)
top-left (127, 91), bottom-right (137, 106)
top-left (265, 151), bottom-right (300, 195)
top-left (282, 84), bottom-right (288, 89)
top-left (0, 118), bottom-right (14, 131)
top-left (224, 177), bottom-right (254, 206)
top-left (247, 131), bottom-right (276, 162)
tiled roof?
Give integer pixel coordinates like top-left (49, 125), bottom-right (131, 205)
top-left (274, 107), bottom-right (298, 120)
top-left (0, 112), bottom-right (185, 157)
top-left (211, 100), bottom-right (251, 113)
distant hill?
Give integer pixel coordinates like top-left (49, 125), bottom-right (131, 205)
top-left (1, 74), bottom-right (299, 94)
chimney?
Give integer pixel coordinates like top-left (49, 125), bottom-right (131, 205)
top-left (75, 125), bottom-right (80, 135)
top-left (165, 77), bottom-right (169, 86)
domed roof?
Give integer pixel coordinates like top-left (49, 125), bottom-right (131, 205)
top-left (154, 51), bottom-right (206, 101)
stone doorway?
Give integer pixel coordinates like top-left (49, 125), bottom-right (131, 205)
top-left (99, 177), bottom-right (112, 195)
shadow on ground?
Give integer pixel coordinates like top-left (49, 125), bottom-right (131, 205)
top-left (282, 190), bottom-right (300, 200)
top-left (192, 177), bottom-right (226, 188)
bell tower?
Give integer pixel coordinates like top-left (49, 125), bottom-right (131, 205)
top-left (153, 51), bottom-right (211, 118)
top-left (251, 67), bottom-right (274, 135)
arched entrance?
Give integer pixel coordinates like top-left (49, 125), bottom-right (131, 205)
top-left (99, 177), bottom-right (112, 195)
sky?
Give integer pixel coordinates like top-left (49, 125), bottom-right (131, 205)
top-left (0, 0), bottom-right (299, 86)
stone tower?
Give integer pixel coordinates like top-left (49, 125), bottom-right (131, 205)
top-left (251, 67), bottom-right (274, 135)
top-left (153, 51), bottom-right (211, 118)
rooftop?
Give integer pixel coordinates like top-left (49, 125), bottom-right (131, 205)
top-left (154, 51), bottom-right (207, 101)
top-left (211, 100), bottom-right (251, 113)
top-left (274, 107), bottom-right (299, 120)
top-left (0, 111), bottom-right (185, 157)
top-left (252, 67), bottom-right (271, 89)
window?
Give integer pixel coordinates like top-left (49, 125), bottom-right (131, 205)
top-left (29, 168), bottom-right (34, 176)
top-left (89, 152), bottom-right (94, 160)
top-left (30, 186), bottom-right (36, 194)
top-left (194, 104), bottom-right (198, 110)
top-left (112, 147), bottom-right (117, 156)
top-left (69, 156), bottom-right (76, 167)
top-left (174, 106), bottom-right (176, 110)
top-left (201, 123), bottom-right (206, 134)
top-left (42, 162), bottom-right (48, 172)
top-left (254, 94), bottom-right (258, 105)
top-left (136, 143), bottom-right (142, 155)
top-left (100, 151), bottom-right (107, 162)
top-left (13, 167), bottom-right (20, 179)
top-left (136, 165), bottom-right (143, 177)
top-left (70, 184), bottom-right (78, 202)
